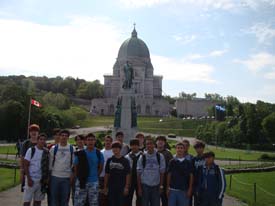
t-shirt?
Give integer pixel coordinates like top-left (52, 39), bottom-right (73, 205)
top-left (105, 156), bottom-right (130, 190)
top-left (24, 146), bottom-right (43, 181)
top-left (50, 144), bottom-right (74, 178)
top-left (137, 151), bottom-right (166, 186)
top-left (74, 148), bottom-right (104, 183)
top-left (100, 148), bottom-right (113, 177)
top-left (168, 157), bottom-right (193, 191)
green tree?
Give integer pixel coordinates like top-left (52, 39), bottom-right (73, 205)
top-left (262, 112), bottom-right (275, 142)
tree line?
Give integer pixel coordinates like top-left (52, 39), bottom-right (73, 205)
top-left (0, 75), bottom-right (104, 142)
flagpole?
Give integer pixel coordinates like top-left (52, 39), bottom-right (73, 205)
top-left (26, 97), bottom-right (32, 139)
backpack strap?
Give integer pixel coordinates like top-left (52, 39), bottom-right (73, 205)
top-left (69, 145), bottom-right (74, 166)
top-left (142, 154), bottom-right (146, 169)
top-left (52, 144), bottom-right (58, 167)
top-left (156, 152), bottom-right (160, 166)
top-left (95, 149), bottom-right (101, 168)
top-left (31, 146), bottom-right (35, 159)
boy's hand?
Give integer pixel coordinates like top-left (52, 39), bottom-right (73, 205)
top-left (187, 189), bottom-right (192, 198)
top-left (137, 187), bottom-right (142, 196)
top-left (27, 178), bottom-right (33, 187)
top-left (103, 187), bottom-right (108, 196)
top-left (123, 187), bottom-right (129, 196)
top-left (166, 188), bottom-right (170, 197)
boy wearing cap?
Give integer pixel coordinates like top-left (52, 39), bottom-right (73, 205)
top-left (23, 133), bottom-right (49, 206)
top-left (197, 152), bottom-right (226, 206)
top-left (115, 132), bottom-right (130, 156)
top-left (104, 141), bottom-right (130, 206)
top-left (166, 142), bottom-right (193, 206)
top-left (49, 129), bottom-right (74, 206)
top-left (156, 136), bottom-right (173, 206)
top-left (125, 139), bottom-right (143, 206)
top-left (137, 136), bottom-right (166, 206)
top-left (20, 124), bottom-right (40, 192)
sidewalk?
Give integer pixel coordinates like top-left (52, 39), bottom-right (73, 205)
top-left (0, 185), bottom-right (245, 206)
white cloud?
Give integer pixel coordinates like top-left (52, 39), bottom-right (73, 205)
top-left (264, 69), bottom-right (275, 80)
top-left (184, 49), bottom-right (228, 60)
top-left (119, 0), bottom-right (275, 10)
top-left (172, 34), bottom-right (197, 45)
top-left (152, 55), bottom-right (217, 83)
top-left (234, 52), bottom-right (275, 73)
top-left (245, 23), bottom-right (275, 45)
top-left (0, 17), bottom-right (124, 82)
top-left (209, 49), bottom-right (228, 57)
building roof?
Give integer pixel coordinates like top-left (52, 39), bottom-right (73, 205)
top-left (117, 27), bottom-right (150, 59)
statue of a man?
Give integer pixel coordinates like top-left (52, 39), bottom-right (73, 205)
top-left (122, 61), bottom-right (133, 89)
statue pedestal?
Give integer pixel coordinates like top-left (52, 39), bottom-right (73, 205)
top-left (112, 88), bottom-right (137, 144)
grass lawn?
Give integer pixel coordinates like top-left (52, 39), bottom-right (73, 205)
top-left (77, 115), bottom-right (211, 137)
top-left (0, 145), bottom-right (17, 155)
top-left (226, 172), bottom-right (275, 206)
top-left (0, 168), bottom-right (20, 192)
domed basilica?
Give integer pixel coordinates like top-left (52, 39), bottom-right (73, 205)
top-left (91, 27), bottom-right (171, 116)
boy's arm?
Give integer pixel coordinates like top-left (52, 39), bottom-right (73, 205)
top-left (136, 156), bottom-right (143, 196)
top-left (166, 173), bottom-right (171, 197)
top-left (218, 168), bottom-right (226, 199)
top-left (187, 173), bottom-right (194, 198)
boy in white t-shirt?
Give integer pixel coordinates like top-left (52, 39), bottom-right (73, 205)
top-left (23, 133), bottom-right (48, 206)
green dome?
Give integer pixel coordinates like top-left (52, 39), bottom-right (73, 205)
top-left (117, 28), bottom-right (150, 59)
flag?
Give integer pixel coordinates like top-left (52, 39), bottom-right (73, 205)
top-left (31, 99), bottom-right (42, 108)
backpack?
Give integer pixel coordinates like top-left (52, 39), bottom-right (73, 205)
top-left (52, 144), bottom-right (74, 167)
top-left (142, 152), bottom-right (161, 169)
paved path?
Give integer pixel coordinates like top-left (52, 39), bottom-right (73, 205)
top-left (0, 184), bottom-right (246, 206)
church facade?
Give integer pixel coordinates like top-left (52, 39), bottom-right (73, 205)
top-left (91, 28), bottom-right (171, 116)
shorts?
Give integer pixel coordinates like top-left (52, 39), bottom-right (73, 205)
top-left (23, 179), bottom-right (45, 202)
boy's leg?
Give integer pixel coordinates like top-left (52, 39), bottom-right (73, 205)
top-left (59, 177), bottom-right (70, 206)
top-left (150, 185), bottom-right (160, 206)
top-left (134, 183), bottom-right (142, 206)
top-left (168, 190), bottom-right (177, 206)
top-left (50, 176), bottom-right (60, 206)
top-left (33, 181), bottom-right (45, 206)
top-left (74, 181), bottom-right (88, 206)
top-left (87, 182), bottom-right (99, 206)
top-left (125, 183), bottom-right (135, 206)
top-left (23, 183), bottom-right (34, 206)
top-left (141, 184), bottom-right (150, 206)
top-left (177, 191), bottom-right (189, 206)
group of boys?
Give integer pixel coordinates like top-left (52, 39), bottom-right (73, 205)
top-left (20, 124), bottom-right (226, 206)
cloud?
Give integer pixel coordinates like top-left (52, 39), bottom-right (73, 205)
top-left (185, 49), bottom-right (228, 60)
top-left (0, 16), bottom-right (124, 82)
top-left (264, 69), bottom-right (275, 80)
top-left (245, 22), bottom-right (275, 45)
top-left (119, 0), bottom-right (275, 10)
top-left (172, 34), bottom-right (197, 45)
top-left (152, 55), bottom-right (217, 83)
top-left (234, 52), bottom-right (275, 73)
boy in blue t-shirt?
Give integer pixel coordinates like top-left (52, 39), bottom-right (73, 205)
top-left (73, 133), bottom-right (104, 206)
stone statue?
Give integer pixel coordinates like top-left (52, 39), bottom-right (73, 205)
top-left (114, 97), bottom-right (122, 128)
top-left (122, 61), bottom-right (133, 89)
top-left (131, 97), bottom-right (137, 128)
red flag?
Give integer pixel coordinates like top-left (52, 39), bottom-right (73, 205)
top-left (31, 99), bottom-right (42, 108)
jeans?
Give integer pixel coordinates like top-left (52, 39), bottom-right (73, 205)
top-left (168, 190), bottom-right (189, 206)
top-left (50, 176), bottom-right (70, 206)
top-left (141, 184), bottom-right (160, 206)
top-left (199, 192), bottom-right (222, 206)
top-left (74, 180), bottom-right (99, 206)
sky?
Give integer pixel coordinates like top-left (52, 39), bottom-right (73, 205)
top-left (0, 0), bottom-right (274, 103)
